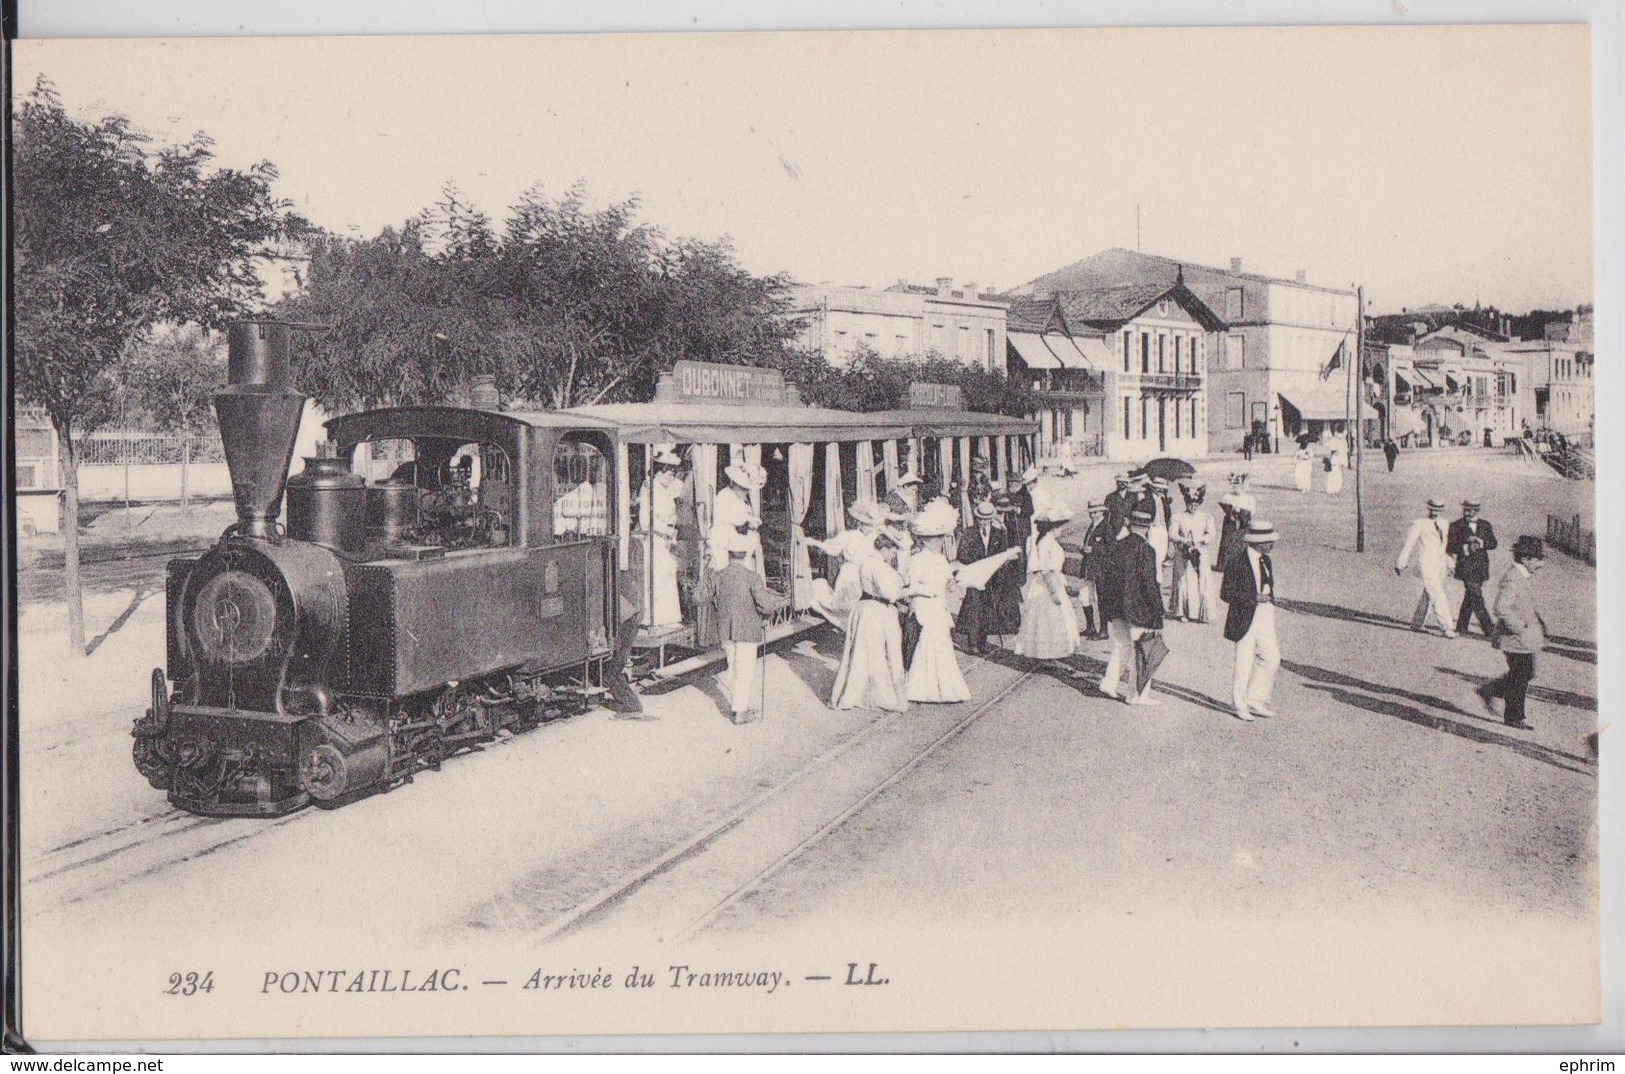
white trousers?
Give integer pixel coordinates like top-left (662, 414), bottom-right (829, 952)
top-left (1411, 572), bottom-right (1453, 632)
top-left (1232, 603), bottom-right (1280, 715)
top-left (1102, 619), bottom-right (1149, 699)
top-left (725, 641), bottom-right (760, 715)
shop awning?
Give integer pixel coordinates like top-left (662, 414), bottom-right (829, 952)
top-left (1278, 385), bottom-right (1351, 422)
top-left (1389, 408), bottom-right (1426, 437)
top-left (1394, 372), bottom-right (1412, 391)
top-left (1075, 338), bottom-right (1114, 369)
top-left (1411, 368), bottom-right (1441, 390)
top-left (1009, 331), bottom-right (1061, 370)
top-left (1043, 336), bottom-right (1090, 369)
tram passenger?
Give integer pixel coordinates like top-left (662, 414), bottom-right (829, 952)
top-left (906, 500), bottom-right (972, 703)
top-left (805, 500), bottom-right (884, 631)
top-left (708, 460), bottom-right (766, 578)
top-left (829, 533), bottom-right (909, 713)
top-left (644, 446), bottom-right (686, 628)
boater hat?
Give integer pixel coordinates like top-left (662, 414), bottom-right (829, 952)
top-left (912, 498), bottom-right (959, 537)
top-left (1244, 519), bottom-right (1280, 544)
top-left (1114, 471), bottom-right (1131, 485)
top-left (1129, 506), bottom-right (1156, 526)
top-left (1086, 499), bottom-right (1106, 513)
top-left (725, 461), bottom-right (767, 489)
top-left (1426, 497), bottom-right (1446, 510)
top-left (652, 446), bottom-right (681, 467)
top-left (1149, 476), bottom-right (1170, 490)
top-left (1462, 499), bottom-right (1482, 509)
top-left (972, 499), bottom-right (998, 520)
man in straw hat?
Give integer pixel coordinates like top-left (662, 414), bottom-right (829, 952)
top-left (1396, 497), bottom-right (1457, 638)
top-left (1221, 518), bottom-right (1283, 722)
top-left (1098, 505), bottom-right (1165, 705)
top-left (1446, 498), bottom-right (1499, 638)
top-left (956, 498), bottom-right (1012, 655)
top-left (709, 457), bottom-right (768, 578)
top-left (712, 528), bottom-right (791, 724)
top-left (1475, 535), bottom-right (1547, 730)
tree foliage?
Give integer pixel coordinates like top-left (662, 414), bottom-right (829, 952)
top-left (795, 346), bottom-right (1034, 417)
top-left (121, 325), bottom-right (227, 436)
top-left (280, 185), bottom-right (805, 412)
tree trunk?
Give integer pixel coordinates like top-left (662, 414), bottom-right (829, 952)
top-left (180, 431), bottom-right (191, 508)
top-left (58, 426), bottom-right (87, 656)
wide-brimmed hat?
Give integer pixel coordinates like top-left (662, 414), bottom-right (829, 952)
top-left (849, 501), bottom-right (885, 526)
top-left (725, 461), bottom-right (767, 489)
top-left (652, 446), bottom-right (681, 467)
top-left (1245, 519), bottom-right (1280, 544)
top-left (1129, 506), bottom-right (1156, 526)
top-left (1513, 535), bottom-right (1545, 559)
top-left (722, 527), bottom-right (756, 555)
top-left (1034, 500), bottom-right (1075, 523)
top-left (1426, 497), bottom-right (1446, 510)
top-left (912, 498), bottom-right (959, 537)
top-left (1149, 476), bottom-right (1170, 490)
top-left (1113, 471), bottom-right (1131, 485)
top-left (897, 469), bottom-right (923, 488)
top-left (972, 499), bottom-right (998, 520)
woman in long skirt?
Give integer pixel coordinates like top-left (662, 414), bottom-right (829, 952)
top-left (905, 501), bottom-right (971, 703)
top-left (646, 448), bottom-right (687, 627)
top-left (829, 535), bottom-right (908, 712)
top-left (1324, 444), bottom-right (1346, 495)
top-left (1292, 445), bottom-right (1314, 493)
top-left (1168, 484), bottom-right (1215, 622)
top-left (1014, 503), bottom-right (1080, 662)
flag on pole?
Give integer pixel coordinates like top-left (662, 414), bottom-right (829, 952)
top-left (1320, 339), bottom-right (1345, 381)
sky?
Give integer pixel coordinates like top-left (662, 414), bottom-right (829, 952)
top-left (13, 24), bottom-right (1596, 314)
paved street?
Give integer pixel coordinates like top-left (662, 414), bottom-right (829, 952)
top-left (15, 447), bottom-right (1598, 1037)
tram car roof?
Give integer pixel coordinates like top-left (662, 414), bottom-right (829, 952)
top-left (325, 404), bottom-right (617, 446)
top-left (566, 401), bottom-right (1034, 444)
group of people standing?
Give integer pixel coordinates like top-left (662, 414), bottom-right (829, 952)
top-left (1292, 439), bottom-right (1347, 495)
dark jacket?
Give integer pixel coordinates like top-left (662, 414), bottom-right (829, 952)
top-left (1099, 533), bottom-right (1164, 629)
top-left (713, 562), bottom-right (788, 643)
top-left (1446, 517), bottom-right (1497, 583)
top-left (1220, 547), bottom-right (1274, 642)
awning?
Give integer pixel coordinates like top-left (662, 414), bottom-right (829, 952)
top-left (1008, 332), bottom-right (1061, 370)
top-left (1411, 368), bottom-right (1441, 390)
top-left (1278, 385), bottom-right (1350, 422)
top-left (1394, 372), bottom-right (1412, 391)
top-left (1389, 408), bottom-right (1426, 437)
top-left (1075, 338), bottom-right (1114, 369)
top-left (1044, 336), bottom-right (1090, 369)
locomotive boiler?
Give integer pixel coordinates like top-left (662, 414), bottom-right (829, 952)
top-left (132, 321), bottom-right (621, 816)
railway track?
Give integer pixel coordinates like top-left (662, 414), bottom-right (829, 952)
top-left (527, 654), bottom-right (1042, 947)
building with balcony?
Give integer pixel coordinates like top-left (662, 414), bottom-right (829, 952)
top-left (1486, 338), bottom-right (1593, 439)
top-left (1006, 280), bottom-right (1222, 463)
top-left (783, 277), bottom-right (1009, 371)
top-left (1010, 248), bottom-right (1359, 452)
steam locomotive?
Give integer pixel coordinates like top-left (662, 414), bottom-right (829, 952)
top-left (131, 321), bottom-right (621, 817)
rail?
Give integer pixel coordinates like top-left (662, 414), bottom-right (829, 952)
top-left (1546, 513), bottom-right (1595, 564)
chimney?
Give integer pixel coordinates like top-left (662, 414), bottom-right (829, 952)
top-left (1295, 269), bottom-right (1307, 284)
top-left (1230, 258), bottom-right (1243, 273)
top-left (963, 281), bottom-right (978, 299)
top-left (216, 321), bottom-right (308, 540)
top-left (936, 276), bottom-right (953, 296)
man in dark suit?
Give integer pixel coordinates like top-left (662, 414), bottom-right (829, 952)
top-left (1221, 518), bottom-right (1282, 723)
top-left (955, 499), bottom-right (1009, 655)
top-left (1098, 506), bottom-right (1165, 706)
top-left (1447, 499), bottom-right (1498, 637)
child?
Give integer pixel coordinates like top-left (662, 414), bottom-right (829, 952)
top-left (712, 529), bottom-right (790, 724)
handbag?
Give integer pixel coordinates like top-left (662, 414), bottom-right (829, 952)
top-left (1134, 631), bottom-right (1170, 694)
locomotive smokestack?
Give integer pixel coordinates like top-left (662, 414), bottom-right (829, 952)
top-left (217, 321), bottom-right (308, 539)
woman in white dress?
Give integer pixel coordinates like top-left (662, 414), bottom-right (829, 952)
top-left (1324, 443), bottom-right (1346, 495)
top-left (805, 500), bottom-right (882, 631)
top-left (1293, 445), bottom-right (1314, 492)
top-left (1168, 484), bottom-right (1216, 622)
top-left (708, 460), bottom-right (766, 576)
top-left (904, 500), bottom-right (971, 703)
top-left (1014, 501), bottom-right (1080, 662)
top-left (645, 447), bottom-right (686, 628)
top-left (829, 534), bottom-right (908, 712)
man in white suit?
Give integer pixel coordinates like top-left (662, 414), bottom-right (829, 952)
top-left (1395, 497), bottom-right (1458, 638)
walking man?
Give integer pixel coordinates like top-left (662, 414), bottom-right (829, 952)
top-left (1476, 536), bottom-right (1547, 730)
top-left (1383, 438), bottom-right (1400, 472)
top-left (1221, 519), bottom-right (1283, 723)
top-left (1098, 506), bottom-right (1164, 706)
top-left (1396, 497), bottom-right (1458, 638)
top-left (713, 530), bottom-right (791, 724)
top-left (1447, 499), bottom-right (1498, 638)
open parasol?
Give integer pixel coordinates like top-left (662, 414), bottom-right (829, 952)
top-left (1142, 457), bottom-right (1196, 482)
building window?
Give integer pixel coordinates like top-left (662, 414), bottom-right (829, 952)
top-left (1226, 391), bottom-right (1245, 429)
top-left (1225, 333), bottom-right (1245, 370)
top-left (1226, 287), bottom-right (1244, 320)
top-left (1063, 409), bottom-right (1074, 438)
top-left (986, 329), bottom-right (996, 368)
top-left (1141, 333), bottom-right (1150, 373)
top-left (1122, 331), bottom-right (1131, 372)
top-left (1190, 397), bottom-right (1199, 434)
top-left (1172, 397), bottom-right (1181, 438)
top-left (1123, 396), bottom-right (1131, 439)
top-left (1157, 334), bottom-right (1166, 372)
top-left (1140, 396), bottom-right (1149, 439)
top-left (1174, 336), bottom-right (1182, 370)
top-left (958, 325), bottom-right (970, 359)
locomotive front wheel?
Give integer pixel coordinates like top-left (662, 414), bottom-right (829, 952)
top-left (150, 668), bottom-right (169, 727)
top-left (298, 743), bottom-right (349, 801)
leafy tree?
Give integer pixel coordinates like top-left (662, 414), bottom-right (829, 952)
top-left (122, 325), bottom-right (227, 506)
top-left (795, 345), bottom-right (1034, 417)
top-left (13, 78), bottom-right (301, 653)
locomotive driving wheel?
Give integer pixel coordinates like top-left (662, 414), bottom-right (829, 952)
top-left (298, 743), bottom-right (350, 801)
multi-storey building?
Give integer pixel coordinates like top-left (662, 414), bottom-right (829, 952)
top-left (1487, 338), bottom-right (1594, 439)
top-left (784, 277), bottom-right (1008, 371)
top-left (1006, 281), bottom-right (1222, 462)
top-left (1011, 248), bottom-right (1359, 452)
